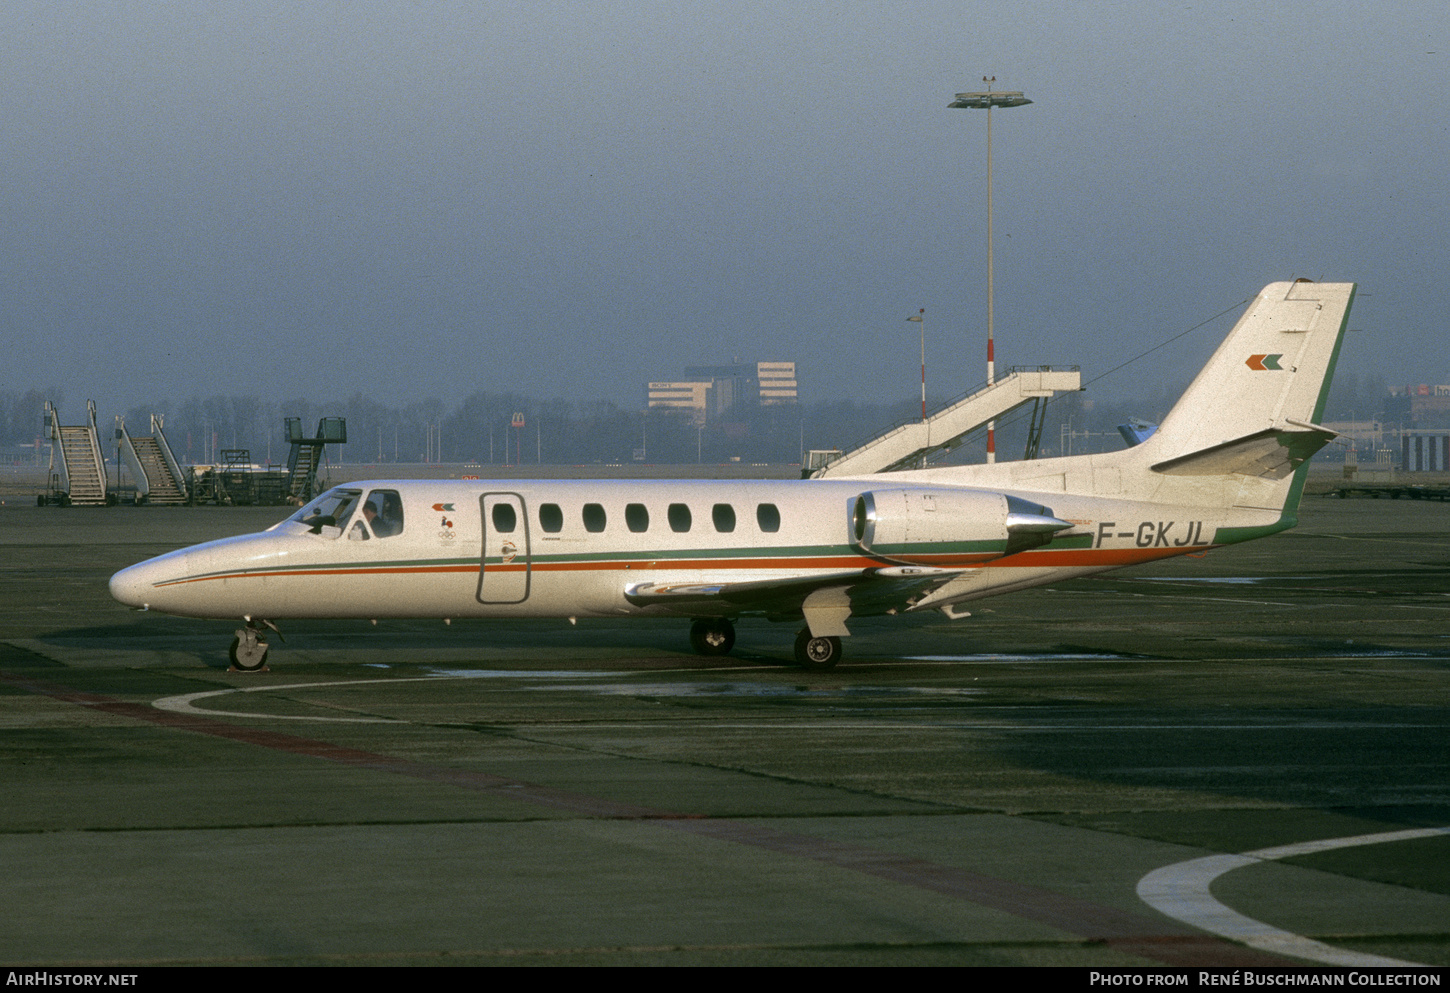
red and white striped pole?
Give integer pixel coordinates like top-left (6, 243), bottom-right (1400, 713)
top-left (986, 333), bottom-right (996, 461)
top-left (985, 76), bottom-right (997, 463)
top-left (917, 308), bottom-right (926, 422)
top-left (906, 309), bottom-right (926, 422)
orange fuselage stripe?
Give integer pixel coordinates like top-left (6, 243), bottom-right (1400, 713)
top-left (155, 544), bottom-right (1202, 586)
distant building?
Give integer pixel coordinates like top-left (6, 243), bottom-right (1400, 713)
top-left (1387, 385), bottom-right (1450, 423)
top-left (1402, 432), bottom-right (1450, 471)
top-left (1409, 385), bottom-right (1450, 429)
top-left (756, 362), bottom-right (798, 405)
top-left (648, 360), bottom-right (798, 424)
top-left (646, 381), bottom-right (713, 424)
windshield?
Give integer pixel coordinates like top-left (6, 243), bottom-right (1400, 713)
top-left (289, 488), bottom-right (363, 533)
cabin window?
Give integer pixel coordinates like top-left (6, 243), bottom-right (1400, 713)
top-left (363, 489), bottom-right (404, 538)
top-left (491, 503), bottom-right (518, 533)
top-left (756, 503), bottom-right (781, 533)
top-left (583, 503), bottom-right (607, 532)
top-left (539, 503), bottom-right (563, 533)
top-left (712, 503), bottom-right (736, 532)
top-left (626, 503), bottom-right (650, 533)
top-left (667, 503), bottom-right (692, 532)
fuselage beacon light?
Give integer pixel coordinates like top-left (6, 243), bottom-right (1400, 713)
top-left (110, 281), bottom-right (1355, 671)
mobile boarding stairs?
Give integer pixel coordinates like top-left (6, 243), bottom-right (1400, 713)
top-left (807, 366), bottom-right (1081, 478)
top-left (116, 414), bottom-right (189, 504)
top-left (43, 400), bottom-right (109, 506)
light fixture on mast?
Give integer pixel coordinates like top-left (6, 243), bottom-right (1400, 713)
top-left (949, 78), bottom-right (1032, 463)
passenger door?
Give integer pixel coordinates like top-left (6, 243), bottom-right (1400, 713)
top-left (477, 492), bottom-right (531, 603)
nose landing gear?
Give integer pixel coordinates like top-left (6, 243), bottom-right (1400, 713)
top-left (229, 619), bottom-right (279, 672)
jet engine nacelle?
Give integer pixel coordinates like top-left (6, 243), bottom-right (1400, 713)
top-left (849, 488), bottom-right (1071, 565)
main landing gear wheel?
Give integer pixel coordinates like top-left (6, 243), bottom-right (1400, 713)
top-left (229, 627), bottom-right (270, 672)
top-left (794, 629), bottom-right (842, 670)
top-left (689, 617), bottom-right (736, 656)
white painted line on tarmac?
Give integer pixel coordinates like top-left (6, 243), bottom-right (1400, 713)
top-left (153, 677), bottom-right (447, 722)
top-left (150, 670), bottom-right (633, 721)
top-left (1137, 826), bottom-right (1450, 967)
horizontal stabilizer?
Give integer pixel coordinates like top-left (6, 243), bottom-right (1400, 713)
top-left (1150, 424), bottom-right (1337, 480)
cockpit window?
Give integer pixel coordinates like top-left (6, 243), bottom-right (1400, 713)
top-left (363, 489), bottom-right (405, 538)
top-left (291, 489), bottom-right (363, 535)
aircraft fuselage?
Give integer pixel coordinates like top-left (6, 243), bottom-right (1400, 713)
top-left (109, 476), bottom-right (1228, 623)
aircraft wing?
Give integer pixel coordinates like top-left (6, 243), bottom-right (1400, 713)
top-left (623, 566), bottom-right (961, 621)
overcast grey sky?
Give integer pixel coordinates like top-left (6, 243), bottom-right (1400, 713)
top-left (5, 1), bottom-right (1447, 422)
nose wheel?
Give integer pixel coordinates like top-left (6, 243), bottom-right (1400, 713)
top-left (794, 629), bottom-right (842, 670)
top-left (229, 620), bottom-right (276, 672)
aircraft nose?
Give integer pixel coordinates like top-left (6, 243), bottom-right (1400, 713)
top-left (109, 553), bottom-right (185, 610)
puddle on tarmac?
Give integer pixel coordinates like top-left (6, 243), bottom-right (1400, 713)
top-left (525, 682), bottom-right (985, 698)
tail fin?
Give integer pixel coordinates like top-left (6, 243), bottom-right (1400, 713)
top-left (916, 280), bottom-right (1354, 534)
top-left (1142, 280), bottom-right (1355, 475)
top-left (1128, 280), bottom-right (1354, 537)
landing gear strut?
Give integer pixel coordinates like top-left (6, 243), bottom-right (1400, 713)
top-left (794, 629), bottom-right (842, 670)
top-left (229, 619), bottom-right (274, 672)
top-left (689, 617), bottom-right (735, 656)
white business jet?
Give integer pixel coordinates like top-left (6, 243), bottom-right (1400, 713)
top-left (110, 281), bottom-right (1354, 671)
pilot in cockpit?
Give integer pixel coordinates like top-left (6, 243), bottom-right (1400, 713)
top-left (350, 492), bottom-right (403, 540)
top-left (372, 493), bottom-right (403, 537)
top-left (350, 503), bottom-right (378, 540)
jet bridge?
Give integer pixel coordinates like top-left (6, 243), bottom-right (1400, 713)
top-left (43, 400), bottom-right (109, 505)
top-left (116, 415), bottom-right (188, 504)
top-left (809, 367), bottom-right (1081, 478)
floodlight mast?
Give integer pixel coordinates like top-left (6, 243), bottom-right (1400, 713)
top-left (949, 79), bottom-right (1032, 463)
